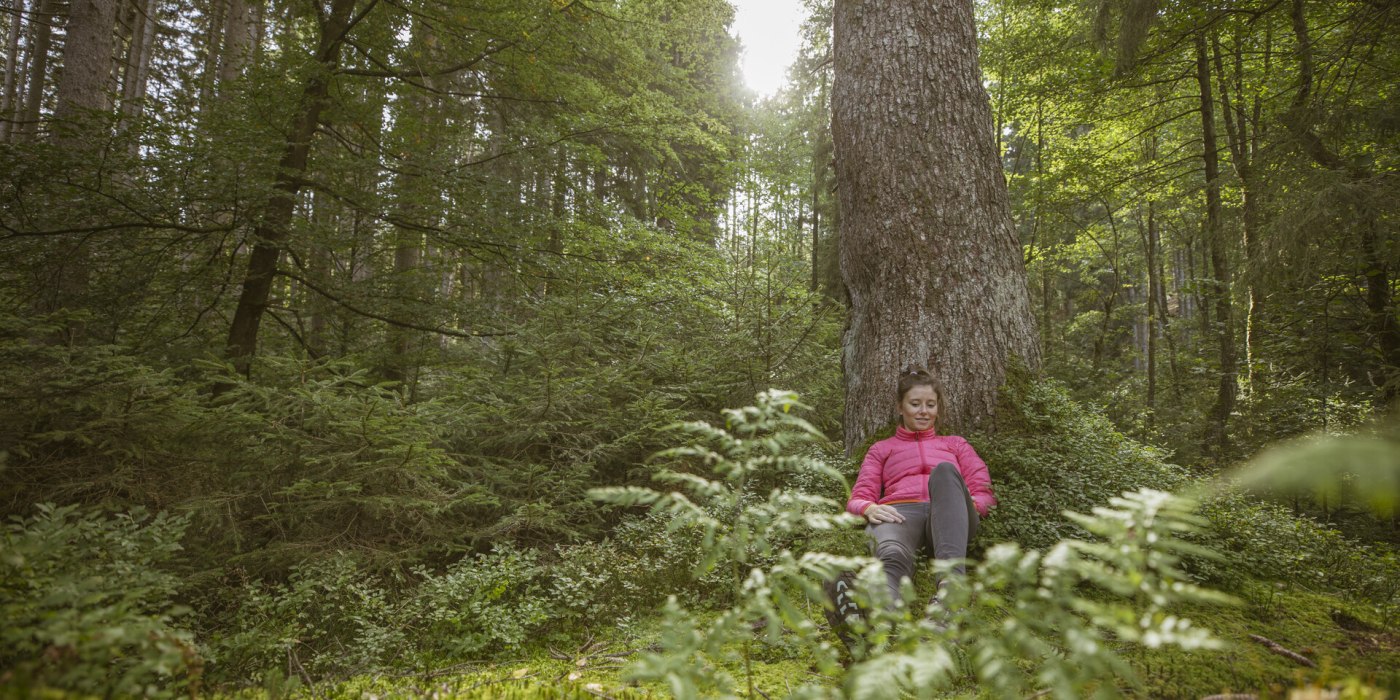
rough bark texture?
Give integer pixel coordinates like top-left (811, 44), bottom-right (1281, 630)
top-left (52, 0), bottom-right (117, 126)
top-left (833, 0), bottom-right (1041, 453)
top-left (225, 0), bottom-right (358, 379)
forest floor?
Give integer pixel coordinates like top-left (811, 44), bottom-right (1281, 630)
top-left (210, 582), bottom-right (1398, 699)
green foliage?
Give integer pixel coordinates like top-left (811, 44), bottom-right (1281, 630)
top-left (1232, 419), bottom-right (1400, 518)
top-left (830, 490), bottom-right (1226, 700)
top-left (0, 504), bottom-right (199, 697)
top-left (210, 545), bottom-right (552, 682)
top-left (592, 390), bottom-right (861, 697)
top-left (976, 370), bottom-right (1190, 549)
top-left (595, 392), bottom-right (1233, 699)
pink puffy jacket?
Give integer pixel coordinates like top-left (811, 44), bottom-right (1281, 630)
top-left (846, 426), bottom-right (997, 518)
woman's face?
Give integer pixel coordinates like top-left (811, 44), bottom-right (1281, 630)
top-left (897, 385), bottom-right (939, 432)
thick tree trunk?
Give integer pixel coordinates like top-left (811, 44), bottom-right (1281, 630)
top-left (52, 0), bottom-right (117, 127)
top-left (1195, 33), bottom-right (1236, 461)
top-left (833, 0), bottom-right (1041, 452)
top-left (224, 0), bottom-right (359, 380)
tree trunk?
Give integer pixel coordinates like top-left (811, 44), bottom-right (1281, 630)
top-left (1142, 199), bottom-right (1158, 430)
top-left (224, 0), bottom-right (360, 380)
top-left (217, 0), bottom-right (255, 87)
top-left (1195, 32), bottom-right (1236, 461)
top-left (1213, 30), bottom-right (1263, 396)
top-left (16, 0), bottom-right (57, 139)
top-left (0, 0), bottom-right (27, 141)
top-left (118, 0), bottom-right (158, 129)
top-left (52, 0), bottom-right (117, 128)
top-left (833, 0), bottom-right (1041, 452)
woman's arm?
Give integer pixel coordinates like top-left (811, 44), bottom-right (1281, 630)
top-left (952, 437), bottom-right (997, 517)
top-left (846, 442), bottom-right (888, 517)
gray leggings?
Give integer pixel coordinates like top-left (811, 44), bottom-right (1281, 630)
top-left (866, 461), bottom-right (980, 606)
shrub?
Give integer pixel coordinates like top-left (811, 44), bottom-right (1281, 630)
top-left (0, 504), bottom-right (199, 697)
top-left (976, 370), bottom-right (1191, 550)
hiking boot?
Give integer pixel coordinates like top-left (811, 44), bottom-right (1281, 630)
top-left (822, 570), bottom-right (865, 653)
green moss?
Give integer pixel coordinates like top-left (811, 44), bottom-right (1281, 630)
top-left (1126, 585), bottom-right (1400, 699)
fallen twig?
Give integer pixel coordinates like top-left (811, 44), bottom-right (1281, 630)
top-left (1200, 694), bottom-right (1257, 700)
top-left (1248, 634), bottom-right (1316, 668)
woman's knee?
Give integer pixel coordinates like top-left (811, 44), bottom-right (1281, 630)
top-left (929, 461), bottom-right (966, 489)
top-left (872, 538), bottom-right (916, 575)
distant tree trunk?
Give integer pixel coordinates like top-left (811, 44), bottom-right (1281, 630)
top-left (1213, 30), bottom-right (1264, 396)
top-left (0, 0), bottom-right (27, 141)
top-left (1141, 198), bottom-right (1159, 430)
top-left (1195, 32), bottom-right (1236, 461)
top-left (224, 0), bottom-right (359, 380)
top-left (833, 0), bottom-right (1041, 452)
top-left (16, 0), bottom-right (58, 139)
top-left (118, 0), bottom-right (158, 130)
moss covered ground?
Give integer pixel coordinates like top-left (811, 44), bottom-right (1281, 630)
top-left (195, 581), bottom-right (1397, 699)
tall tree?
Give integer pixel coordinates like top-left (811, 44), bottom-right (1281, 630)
top-left (223, 0), bottom-right (361, 379)
top-left (1195, 31), bottom-right (1236, 460)
top-left (833, 0), bottom-right (1041, 452)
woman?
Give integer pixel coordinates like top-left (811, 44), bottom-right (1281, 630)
top-left (844, 369), bottom-right (996, 609)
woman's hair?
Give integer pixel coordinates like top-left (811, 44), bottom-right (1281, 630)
top-left (896, 368), bottom-right (944, 407)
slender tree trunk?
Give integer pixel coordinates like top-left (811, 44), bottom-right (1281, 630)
top-left (0, 0), bottom-right (27, 140)
top-left (834, 0), bottom-right (1041, 452)
top-left (118, 0), bottom-right (158, 129)
top-left (224, 0), bottom-right (360, 380)
top-left (1195, 32), bottom-right (1236, 461)
top-left (16, 0), bottom-right (57, 139)
top-left (1213, 30), bottom-right (1263, 396)
top-left (1143, 199), bottom-right (1158, 430)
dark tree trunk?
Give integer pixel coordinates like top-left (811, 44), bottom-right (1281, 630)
top-left (1195, 32), bottom-right (1236, 461)
top-left (224, 0), bottom-right (360, 380)
top-left (833, 0), bottom-right (1041, 452)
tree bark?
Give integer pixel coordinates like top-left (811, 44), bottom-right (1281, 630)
top-left (1195, 32), bottom-right (1236, 461)
top-left (217, 0), bottom-right (255, 87)
top-left (833, 0), bottom-right (1041, 452)
top-left (52, 0), bottom-right (118, 128)
top-left (224, 0), bottom-right (360, 380)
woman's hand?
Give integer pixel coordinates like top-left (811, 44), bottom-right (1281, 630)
top-left (863, 504), bottom-right (905, 524)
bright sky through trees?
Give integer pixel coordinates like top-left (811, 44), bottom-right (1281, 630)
top-left (730, 0), bottom-right (805, 97)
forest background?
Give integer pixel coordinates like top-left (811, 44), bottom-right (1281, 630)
top-left (0, 0), bottom-right (1397, 697)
